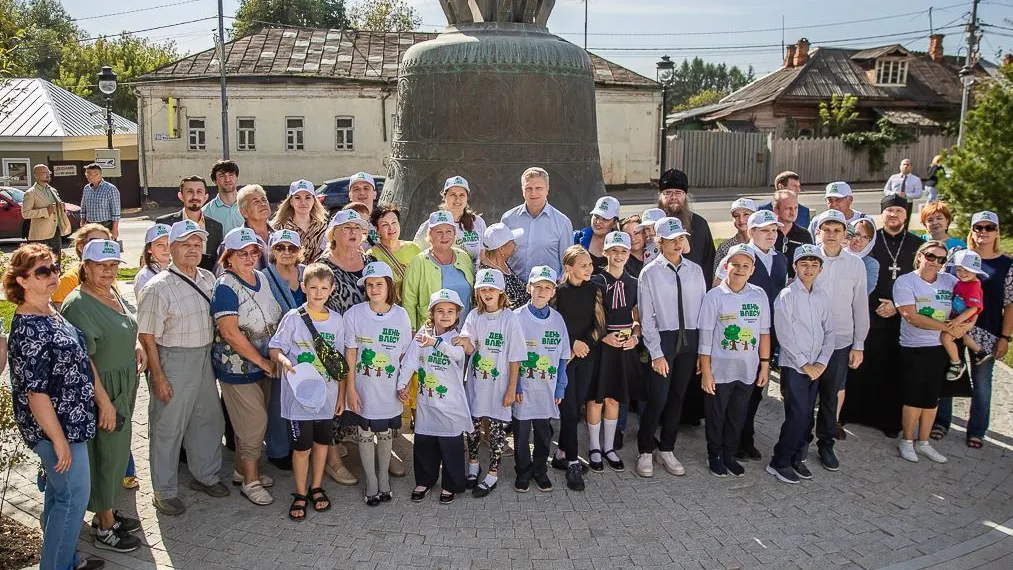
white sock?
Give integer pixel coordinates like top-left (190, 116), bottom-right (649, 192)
top-left (587, 421), bottom-right (601, 452)
top-left (917, 440), bottom-right (930, 447)
top-left (555, 448), bottom-right (566, 460)
top-left (482, 473), bottom-right (498, 487)
top-left (468, 461), bottom-right (480, 476)
top-left (602, 419), bottom-right (618, 452)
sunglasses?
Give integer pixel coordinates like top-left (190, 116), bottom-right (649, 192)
top-left (272, 244), bottom-right (299, 253)
top-left (31, 262), bottom-right (62, 278)
top-left (921, 251), bottom-right (947, 264)
top-left (973, 225), bottom-right (998, 233)
top-left (232, 248), bottom-right (262, 260)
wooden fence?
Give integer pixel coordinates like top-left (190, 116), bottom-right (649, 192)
top-left (664, 132), bottom-right (956, 188)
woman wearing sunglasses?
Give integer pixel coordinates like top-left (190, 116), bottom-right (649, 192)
top-left (3, 243), bottom-right (106, 570)
top-left (933, 211), bottom-right (1013, 449)
top-left (893, 240), bottom-right (958, 464)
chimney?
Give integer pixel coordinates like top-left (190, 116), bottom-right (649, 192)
top-left (794, 38), bottom-right (811, 67)
top-left (929, 34), bottom-right (945, 62)
top-left (784, 44), bottom-right (797, 68)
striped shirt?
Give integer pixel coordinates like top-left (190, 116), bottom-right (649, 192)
top-left (137, 264), bottom-right (216, 348)
top-left (80, 180), bottom-right (120, 223)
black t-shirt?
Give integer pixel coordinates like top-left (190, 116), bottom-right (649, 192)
top-left (553, 276), bottom-right (605, 348)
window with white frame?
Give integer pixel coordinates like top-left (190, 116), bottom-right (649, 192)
top-left (187, 118), bottom-right (206, 151)
top-left (875, 59), bottom-right (908, 86)
top-left (237, 117), bottom-right (256, 151)
top-left (335, 116), bottom-right (354, 150)
top-left (286, 117), bottom-right (305, 151)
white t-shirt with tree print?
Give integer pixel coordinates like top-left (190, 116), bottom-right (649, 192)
top-left (342, 302), bottom-right (414, 421)
top-left (461, 308), bottom-right (527, 422)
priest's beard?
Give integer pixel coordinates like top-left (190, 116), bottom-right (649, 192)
top-left (658, 196), bottom-right (693, 231)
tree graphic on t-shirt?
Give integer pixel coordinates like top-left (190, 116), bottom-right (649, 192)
top-left (296, 351), bottom-right (315, 364)
top-left (475, 356), bottom-right (495, 379)
top-left (536, 355), bottom-right (550, 379)
top-left (416, 369), bottom-right (427, 395)
top-left (721, 324), bottom-right (742, 350)
top-left (436, 385), bottom-right (448, 399)
top-left (522, 352), bottom-right (539, 378)
top-left (491, 367), bottom-right (500, 381)
top-left (739, 327), bottom-right (754, 351)
top-left (372, 353), bottom-right (389, 377)
top-left (360, 348), bottom-right (376, 376)
top-left (384, 364), bottom-right (396, 378)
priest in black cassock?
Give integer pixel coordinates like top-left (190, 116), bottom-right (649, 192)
top-left (840, 194), bottom-right (923, 436)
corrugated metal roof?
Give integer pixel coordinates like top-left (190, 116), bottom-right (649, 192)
top-left (0, 78), bottom-right (138, 138)
top-left (140, 26), bottom-right (658, 88)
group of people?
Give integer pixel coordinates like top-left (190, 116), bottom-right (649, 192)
top-left (4, 158), bottom-right (1010, 570)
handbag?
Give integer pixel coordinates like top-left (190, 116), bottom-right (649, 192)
top-left (297, 307), bottom-right (350, 382)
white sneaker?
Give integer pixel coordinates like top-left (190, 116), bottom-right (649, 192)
top-left (635, 453), bottom-right (653, 477)
top-left (231, 470), bottom-right (274, 488)
top-left (916, 441), bottom-right (948, 463)
top-left (898, 440), bottom-right (919, 463)
top-left (655, 451), bottom-right (686, 476)
top-left (240, 480), bottom-right (274, 505)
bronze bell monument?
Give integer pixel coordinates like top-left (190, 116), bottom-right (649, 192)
top-left (381, 0), bottom-right (606, 230)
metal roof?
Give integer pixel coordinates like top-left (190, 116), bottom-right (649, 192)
top-left (0, 78), bottom-right (138, 138)
top-left (140, 26), bottom-right (658, 89)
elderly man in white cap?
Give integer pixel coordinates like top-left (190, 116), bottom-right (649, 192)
top-left (808, 182), bottom-right (865, 239)
top-left (138, 220), bottom-right (228, 516)
top-left (714, 198), bottom-right (756, 278)
top-left (501, 167), bottom-right (574, 277)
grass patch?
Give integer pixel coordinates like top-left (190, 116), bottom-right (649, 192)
top-left (117, 267), bottom-right (140, 280)
top-left (0, 300), bottom-right (12, 331)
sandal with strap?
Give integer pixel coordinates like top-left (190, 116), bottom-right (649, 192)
top-left (967, 436), bottom-right (984, 449)
top-left (930, 426), bottom-right (947, 441)
top-left (309, 487), bottom-right (331, 512)
top-left (288, 494), bottom-right (309, 521)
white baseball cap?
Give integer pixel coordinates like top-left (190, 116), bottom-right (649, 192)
top-left (428, 288), bottom-right (465, 310)
top-left (527, 265), bottom-right (558, 285)
top-left (349, 172), bottom-right (375, 188)
top-left (475, 268), bottom-right (505, 291)
top-left (950, 249), bottom-right (988, 276)
top-left (825, 181), bottom-right (853, 199)
top-left (269, 229), bottom-right (301, 248)
top-left (590, 196), bottom-right (621, 220)
top-left (482, 223), bottom-right (524, 250)
top-left (747, 210), bottom-right (783, 229)
top-left (223, 227), bottom-right (264, 251)
top-left (603, 231), bottom-right (631, 251)
top-left (144, 223), bottom-right (171, 245)
top-left (638, 208), bottom-right (666, 229)
top-left (971, 211), bottom-right (999, 227)
top-left (655, 217), bottom-right (690, 240)
top-left (287, 363), bottom-right (328, 412)
top-left (288, 179), bottom-right (315, 196)
top-left (442, 175), bottom-right (470, 195)
top-left (793, 243), bottom-right (825, 265)
top-left (81, 240), bottom-right (123, 263)
top-left (356, 261), bottom-right (394, 287)
top-left (169, 219), bottom-right (208, 244)
top-left (327, 209), bottom-right (368, 231)
top-left (726, 243), bottom-right (756, 262)
top-left (729, 198), bottom-right (757, 214)
top-left (815, 209), bottom-right (848, 229)
top-left (428, 210), bottom-right (455, 229)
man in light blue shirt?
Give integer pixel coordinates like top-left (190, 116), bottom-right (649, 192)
top-left (500, 167), bottom-right (573, 277)
top-left (203, 160), bottom-right (245, 234)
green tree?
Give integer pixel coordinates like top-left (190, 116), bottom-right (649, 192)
top-left (818, 94), bottom-right (860, 137)
top-left (663, 57), bottom-right (755, 114)
top-left (435, 385), bottom-right (448, 399)
top-left (350, 0), bottom-right (421, 31)
top-left (940, 64), bottom-right (1013, 230)
top-left (672, 88), bottom-right (726, 112)
top-left (0, 0), bottom-right (83, 78)
top-left (722, 324), bottom-right (741, 350)
top-left (233, 0), bottom-right (350, 38)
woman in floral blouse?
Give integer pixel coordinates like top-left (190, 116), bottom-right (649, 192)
top-left (4, 243), bottom-right (106, 570)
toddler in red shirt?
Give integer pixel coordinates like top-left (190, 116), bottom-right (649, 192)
top-left (942, 250), bottom-right (989, 381)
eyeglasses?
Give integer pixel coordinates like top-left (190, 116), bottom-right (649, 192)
top-left (272, 244), bottom-right (299, 253)
top-left (232, 248), bottom-right (262, 260)
top-left (661, 189), bottom-right (686, 197)
top-left (921, 252), bottom-right (947, 264)
top-left (31, 262), bottom-right (62, 278)
top-left (973, 225), bottom-right (998, 233)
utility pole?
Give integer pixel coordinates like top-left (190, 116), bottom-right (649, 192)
top-left (583, 1), bottom-right (588, 50)
top-left (957, 0), bottom-right (980, 147)
top-left (217, 0), bottom-right (230, 158)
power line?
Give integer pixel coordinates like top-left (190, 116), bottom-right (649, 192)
top-left (76, 16), bottom-right (219, 43)
top-left (72, 1), bottom-right (202, 22)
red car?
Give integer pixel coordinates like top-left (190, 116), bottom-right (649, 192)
top-left (0, 186), bottom-right (82, 241)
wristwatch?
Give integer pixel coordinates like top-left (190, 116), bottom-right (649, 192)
top-left (1002, 334), bottom-right (1012, 342)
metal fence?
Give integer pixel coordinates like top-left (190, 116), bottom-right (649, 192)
top-left (664, 132), bottom-right (956, 188)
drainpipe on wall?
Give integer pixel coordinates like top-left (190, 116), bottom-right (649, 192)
top-left (380, 85), bottom-right (393, 143)
top-left (134, 87), bottom-right (150, 205)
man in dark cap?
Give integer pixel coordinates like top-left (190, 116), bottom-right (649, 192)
top-left (840, 194), bottom-right (923, 437)
top-left (657, 169), bottom-right (717, 285)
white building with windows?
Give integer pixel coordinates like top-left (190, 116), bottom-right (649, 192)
top-left (135, 27), bottom-right (660, 203)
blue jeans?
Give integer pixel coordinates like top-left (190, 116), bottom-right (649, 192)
top-left (34, 439), bottom-right (90, 570)
top-left (265, 377), bottom-right (290, 459)
top-left (935, 358), bottom-right (995, 438)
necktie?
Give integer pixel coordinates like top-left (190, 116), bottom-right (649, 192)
top-left (668, 263), bottom-right (686, 352)
top-left (900, 174), bottom-right (907, 194)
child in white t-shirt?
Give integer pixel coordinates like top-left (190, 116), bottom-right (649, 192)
top-left (268, 263), bottom-right (347, 521)
top-left (460, 269), bottom-right (526, 497)
top-left (699, 244), bottom-right (771, 478)
top-left (341, 262), bottom-right (413, 506)
top-left (397, 289), bottom-right (473, 504)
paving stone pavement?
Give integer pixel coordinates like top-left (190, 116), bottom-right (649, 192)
top-left (3, 281), bottom-right (1013, 570)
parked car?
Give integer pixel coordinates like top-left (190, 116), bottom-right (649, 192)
top-left (316, 175), bottom-right (385, 214)
top-left (0, 186), bottom-right (82, 241)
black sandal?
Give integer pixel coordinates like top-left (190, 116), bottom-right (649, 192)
top-left (967, 436), bottom-right (984, 449)
top-left (466, 466), bottom-right (481, 489)
top-left (930, 426), bottom-right (947, 441)
top-left (288, 494), bottom-right (308, 521)
top-left (411, 486), bottom-right (430, 502)
top-left (439, 492), bottom-right (455, 504)
top-left (378, 491), bottom-right (392, 502)
top-left (364, 494), bottom-right (380, 507)
top-left (309, 487), bottom-right (331, 512)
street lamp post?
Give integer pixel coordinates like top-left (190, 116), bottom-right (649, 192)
top-left (97, 66), bottom-right (117, 150)
top-left (656, 55), bottom-right (674, 177)
top-left (957, 65), bottom-right (974, 147)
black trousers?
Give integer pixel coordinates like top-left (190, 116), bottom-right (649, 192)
top-left (739, 333), bottom-right (778, 450)
top-left (559, 355), bottom-right (595, 461)
top-left (705, 381), bottom-right (752, 459)
top-left (807, 346), bottom-right (850, 452)
top-left (771, 367), bottom-right (819, 468)
top-left (513, 418), bottom-right (552, 479)
top-left (413, 434), bottom-right (466, 493)
top-left (638, 330), bottom-right (699, 454)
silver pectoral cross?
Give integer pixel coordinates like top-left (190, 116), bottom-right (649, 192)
top-left (889, 262), bottom-right (901, 280)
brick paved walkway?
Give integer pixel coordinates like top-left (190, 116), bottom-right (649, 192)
top-left (4, 282), bottom-right (1013, 570)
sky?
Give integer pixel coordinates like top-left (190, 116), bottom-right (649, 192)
top-left (62, 0), bottom-right (1013, 80)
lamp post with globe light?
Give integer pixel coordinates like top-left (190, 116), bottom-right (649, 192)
top-left (657, 55), bottom-right (675, 176)
top-left (97, 66), bottom-right (117, 150)
top-left (957, 65), bottom-right (975, 148)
